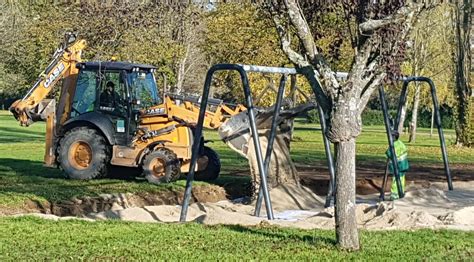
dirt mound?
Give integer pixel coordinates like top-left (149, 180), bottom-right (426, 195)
top-left (3, 185), bottom-right (226, 217)
top-left (8, 179), bottom-right (474, 232)
top-left (80, 184), bottom-right (474, 231)
top-left (193, 204), bottom-right (262, 225)
top-left (439, 207), bottom-right (474, 225)
top-left (360, 202), bottom-right (442, 230)
top-left (257, 184), bottom-right (325, 212)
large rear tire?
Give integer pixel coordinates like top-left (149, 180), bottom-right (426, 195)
top-left (195, 146), bottom-right (221, 181)
top-left (58, 127), bottom-right (110, 180)
top-left (142, 148), bottom-right (181, 185)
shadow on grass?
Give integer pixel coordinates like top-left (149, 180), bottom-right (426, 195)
top-left (0, 126), bottom-right (45, 144)
top-left (293, 126), bottom-right (322, 132)
top-left (223, 224), bottom-right (337, 246)
top-left (0, 126), bottom-right (45, 136)
top-left (0, 158), bottom-right (61, 178)
top-left (0, 135), bottom-right (44, 144)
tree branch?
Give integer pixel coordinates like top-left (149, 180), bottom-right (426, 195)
top-left (358, 72), bottom-right (386, 111)
top-left (284, 0), bottom-right (318, 60)
top-left (358, 3), bottom-right (424, 108)
top-left (359, 15), bottom-right (402, 33)
top-left (359, 3), bottom-right (427, 34)
top-left (270, 10), bottom-right (331, 111)
top-left (283, 0), bottom-right (341, 99)
top-left (273, 15), bottom-right (309, 67)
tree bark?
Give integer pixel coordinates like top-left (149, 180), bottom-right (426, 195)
top-left (398, 100), bottom-right (408, 134)
top-left (175, 43), bottom-right (189, 94)
top-left (334, 139), bottom-right (359, 250)
top-left (453, 0), bottom-right (472, 146)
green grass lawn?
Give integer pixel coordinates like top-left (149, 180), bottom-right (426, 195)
top-left (1, 110), bottom-right (473, 259)
top-left (1, 110), bottom-right (473, 210)
top-left (0, 111), bottom-right (208, 210)
top-left (209, 118), bottom-right (474, 166)
top-left (0, 216), bottom-right (472, 260)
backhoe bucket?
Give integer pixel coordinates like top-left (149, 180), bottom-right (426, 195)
top-left (10, 99), bottom-right (56, 126)
top-left (34, 99), bottom-right (56, 121)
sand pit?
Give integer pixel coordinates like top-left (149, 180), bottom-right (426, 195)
top-left (75, 181), bottom-right (474, 231)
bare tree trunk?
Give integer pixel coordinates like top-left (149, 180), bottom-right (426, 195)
top-left (334, 139), bottom-right (359, 250)
top-left (430, 105), bottom-right (435, 138)
top-left (175, 44), bottom-right (189, 94)
top-left (409, 82), bottom-right (421, 142)
top-left (408, 32), bottom-right (427, 143)
top-left (326, 90), bottom-right (361, 251)
top-left (453, 0), bottom-right (472, 146)
top-left (398, 100), bottom-right (408, 134)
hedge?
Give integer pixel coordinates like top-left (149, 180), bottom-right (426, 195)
top-left (306, 107), bottom-right (454, 129)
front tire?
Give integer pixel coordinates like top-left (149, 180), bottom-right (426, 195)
top-left (195, 146), bottom-right (221, 181)
top-left (58, 127), bottom-right (110, 180)
top-left (142, 148), bottom-right (181, 185)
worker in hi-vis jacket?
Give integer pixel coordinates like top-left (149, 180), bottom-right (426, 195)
top-left (386, 130), bottom-right (409, 200)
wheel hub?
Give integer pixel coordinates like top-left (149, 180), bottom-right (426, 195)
top-left (197, 156), bottom-right (209, 171)
top-left (149, 158), bottom-right (166, 178)
top-left (69, 141), bottom-right (92, 169)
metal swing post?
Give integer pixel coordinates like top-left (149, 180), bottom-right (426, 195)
top-left (254, 74), bottom-right (287, 217)
top-left (394, 77), bottom-right (453, 191)
top-left (180, 64), bottom-right (275, 221)
top-left (319, 103), bottom-right (336, 208)
top-left (378, 85), bottom-right (405, 199)
top-left (179, 66), bottom-right (214, 222)
top-left (302, 71), bottom-right (340, 207)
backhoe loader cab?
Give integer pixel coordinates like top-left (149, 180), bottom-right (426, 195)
top-left (69, 62), bottom-right (159, 144)
top-left (73, 61), bottom-right (159, 114)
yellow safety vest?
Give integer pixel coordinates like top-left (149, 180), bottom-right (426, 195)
top-left (386, 140), bottom-right (409, 173)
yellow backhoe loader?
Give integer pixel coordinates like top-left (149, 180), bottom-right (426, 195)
top-left (9, 33), bottom-right (245, 184)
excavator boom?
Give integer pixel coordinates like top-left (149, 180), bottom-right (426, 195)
top-left (9, 33), bottom-right (86, 126)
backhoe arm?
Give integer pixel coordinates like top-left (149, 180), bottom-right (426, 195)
top-left (9, 34), bottom-right (86, 126)
top-left (164, 94), bottom-right (246, 129)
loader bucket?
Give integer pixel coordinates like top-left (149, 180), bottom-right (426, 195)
top-left (218, 102), bottom-right (315, 157)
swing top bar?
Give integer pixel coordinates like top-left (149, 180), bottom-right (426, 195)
top-left (238, 64), bottom-right (426, 83)
top-left (238, 64), bottom-right (348, 80)
top-left (239, 64), bottom-right (298, 74)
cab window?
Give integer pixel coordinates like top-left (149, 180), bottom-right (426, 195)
top-left (98, 71), bottom-right (127, 115)
top-left (128, 71), bottom-right (160, 109)
top-left (71, 70), bottom-right (96, 117)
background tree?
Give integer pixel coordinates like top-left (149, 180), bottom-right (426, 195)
top-left (202, 3), bottom-right (289, 104)
top-left (453, 0), bottom-right (472, 146)
top-left (0, 2), bottom-right (207, 101)
top-left (399, 4), bottom-right (455, 142)
top-left (267, 0), bottom-right (431, 250)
